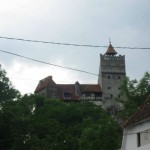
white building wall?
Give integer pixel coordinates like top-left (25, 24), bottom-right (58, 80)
top-left (121, 119), bottom-right (150, 150)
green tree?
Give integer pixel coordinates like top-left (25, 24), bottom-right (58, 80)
top-left (79, 115), bottom-right (122, 150)
top-left (0, 65), bottom-right (20, 149)
top-left (0, 94), bottom-right (122, 150)
top-left (0, 65), bottom-right (20, 103)
top-left (118, 72), bottom-right (150, 119)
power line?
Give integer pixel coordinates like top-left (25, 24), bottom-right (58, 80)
top-left (0, 49), bottom-right (126, 80)
top-left (0, 48), bottom-right (126, 80)
top-left (0, 36), bottom-right (150, 49)
top-left (0, 49), bottom-right (99, 76)
top-left (0, 50), bottom-right (126, 81)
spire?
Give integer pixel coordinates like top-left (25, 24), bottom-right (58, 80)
top-left (105, 41), bottom-right (117, 55)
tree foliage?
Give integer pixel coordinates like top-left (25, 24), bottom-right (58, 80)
top-left (0, 65), bottom-right (20, 103)
top-left (0, 65), bottom-right (122, 150)
top-left (0, 94), bottom-right (122, 150)
top-left (118, 72), bottom-right (150, 120)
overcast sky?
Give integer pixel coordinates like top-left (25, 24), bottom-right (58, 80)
top-left (0, 0), bottom-right (150, 94)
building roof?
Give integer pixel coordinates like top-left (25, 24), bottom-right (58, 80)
top-left (34, 76), bottom-right (102, 100)
top-left (80, 84), bottom-right (101, 93)
top-left (57, 84), bottom-right (79, 100)
top-left (35, 76), bottom-right (57, 92)
top-left (105, 43), bottom-right (117, 55)
top-left (125, 96), bottom-right (150, 127)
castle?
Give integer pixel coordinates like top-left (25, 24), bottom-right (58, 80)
top-left (34, 42), bottom-right (126, 108)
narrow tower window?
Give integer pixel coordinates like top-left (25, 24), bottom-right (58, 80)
top-left (108, 86), bottom-right (111, 90)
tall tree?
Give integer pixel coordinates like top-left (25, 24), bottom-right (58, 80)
top-left (118, 72), bottom-right (150, 120)
top-left (0, 94), bottom-right (122, 150)
top-left (0, 65), bottom-right (20, 103)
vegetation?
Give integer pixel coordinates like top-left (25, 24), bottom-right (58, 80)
top-left (1, 64), bottom-right (149, 150)
top-left (117, 72), bottom-right (150, 120)
top-left (0, 64), bottom-right (20, 103)
top-left (0, 65), bottom-right (122, 150)
top-left (0, 95), bottom-right (122, 150)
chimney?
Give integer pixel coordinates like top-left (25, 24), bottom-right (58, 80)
top-left (75, 81), bottom-right (80, 96)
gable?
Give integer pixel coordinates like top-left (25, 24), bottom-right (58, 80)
top-left (125, 96), bottom-right (150, 127)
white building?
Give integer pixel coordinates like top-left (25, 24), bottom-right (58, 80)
top-left (121, 96), bottom-right (150, 150)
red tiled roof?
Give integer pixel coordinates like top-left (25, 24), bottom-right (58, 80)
top-left (34, 76), bottom-right (102, 100)
top-left (57, 84), bottom-right (79, 100)
top-left (80, 84), bottom-right (101, 92)
top-left (106, 43), bottom-right (117, 55)
top-left (125, 96), bottom-right (150, 127)
top-left (56, 84), bottom-right (101, 99)
top-left (34, 76), bottom-right (56, 92)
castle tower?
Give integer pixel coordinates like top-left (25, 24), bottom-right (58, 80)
top-left (98, 42), bottom-right (126, 107)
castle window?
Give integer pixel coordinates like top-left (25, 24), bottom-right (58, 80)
top-left (85, 93), bottom-right (91, 97)
top-left (111, 94), bottom-right (113, 98)
top-left (118, 76), bottom-right (121, 79)
top-left (107, 76), bottom-right (110, 79)
top-left (82, 93), bottom-right (85, 97)
top-left (108, 86), bottom-right (111, 90)
top-left (95, 93), bottom-right (101, 97)
top-left (64, 93), bottom-right (71, 100)
top-left (91, 93), bottom-right (95, 97)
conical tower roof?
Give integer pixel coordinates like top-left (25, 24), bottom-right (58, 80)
top-left (105, 43), bottom-right (117, 55)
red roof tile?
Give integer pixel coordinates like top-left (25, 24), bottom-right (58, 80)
top-left (35, 76), bottom-right (56, 92)
top-left (57, 84), bottom-right (79, 100)
top-left (106, 43), bottom-right (117, 55)
top-left (80, 84), bottom-right (101, 92)
top-left (125, 96), bottom-right (150, 127)
top-left (34, 76), bottom-right (102, 100)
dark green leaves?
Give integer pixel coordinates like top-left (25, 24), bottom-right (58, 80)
top-left (0, 65), bottom-right (20, 103)
top-left (0, 95), bottom-right (122, 150)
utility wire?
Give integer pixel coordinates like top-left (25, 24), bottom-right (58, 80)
top-left (0, 49), bottom-right (126, 80)
top-left (0, 49), bottom-right (99, 76)
top-left (0, 36), bottom-right (150, 49)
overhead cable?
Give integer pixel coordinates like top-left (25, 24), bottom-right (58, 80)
top-left (0, 49), bottom-right (126, 80)
top-left (0, 36), bottom-right (150, 49)
top-left (0, 49), bottom-right (99, 76)
top-left (0, 49), bottom-right (126, 81)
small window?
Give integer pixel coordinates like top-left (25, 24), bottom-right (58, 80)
top-left (95, 93), bottom-right (101, 97)
top-left (108, 86), bottom-right (111, 90)
top-left (118, 76), bottom-right (121, 79)
top-left (82, 93), bottom-right (85, 97)
top-left (111, 94), bottom-right (113, 98)
top-left (85, 93), bottom-right (91, 97)
top-left (64, 93), bottom-right (71, 97)
top-left (137, 130), bottom-right (150, 147)
top-left (91, 93), bottom-right (95, 97)
top-left (137, 133), bottom-right (141, 147)
top-left (108, 76), bottom-right (110, 79)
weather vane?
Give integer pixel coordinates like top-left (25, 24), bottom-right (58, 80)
top-left (109, 37), bottom-right (111, 44)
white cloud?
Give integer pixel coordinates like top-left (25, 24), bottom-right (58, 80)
top-left (5, 59), bottom-right (84, 94)
top-left (0, 0), bottom-right (150, 95)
